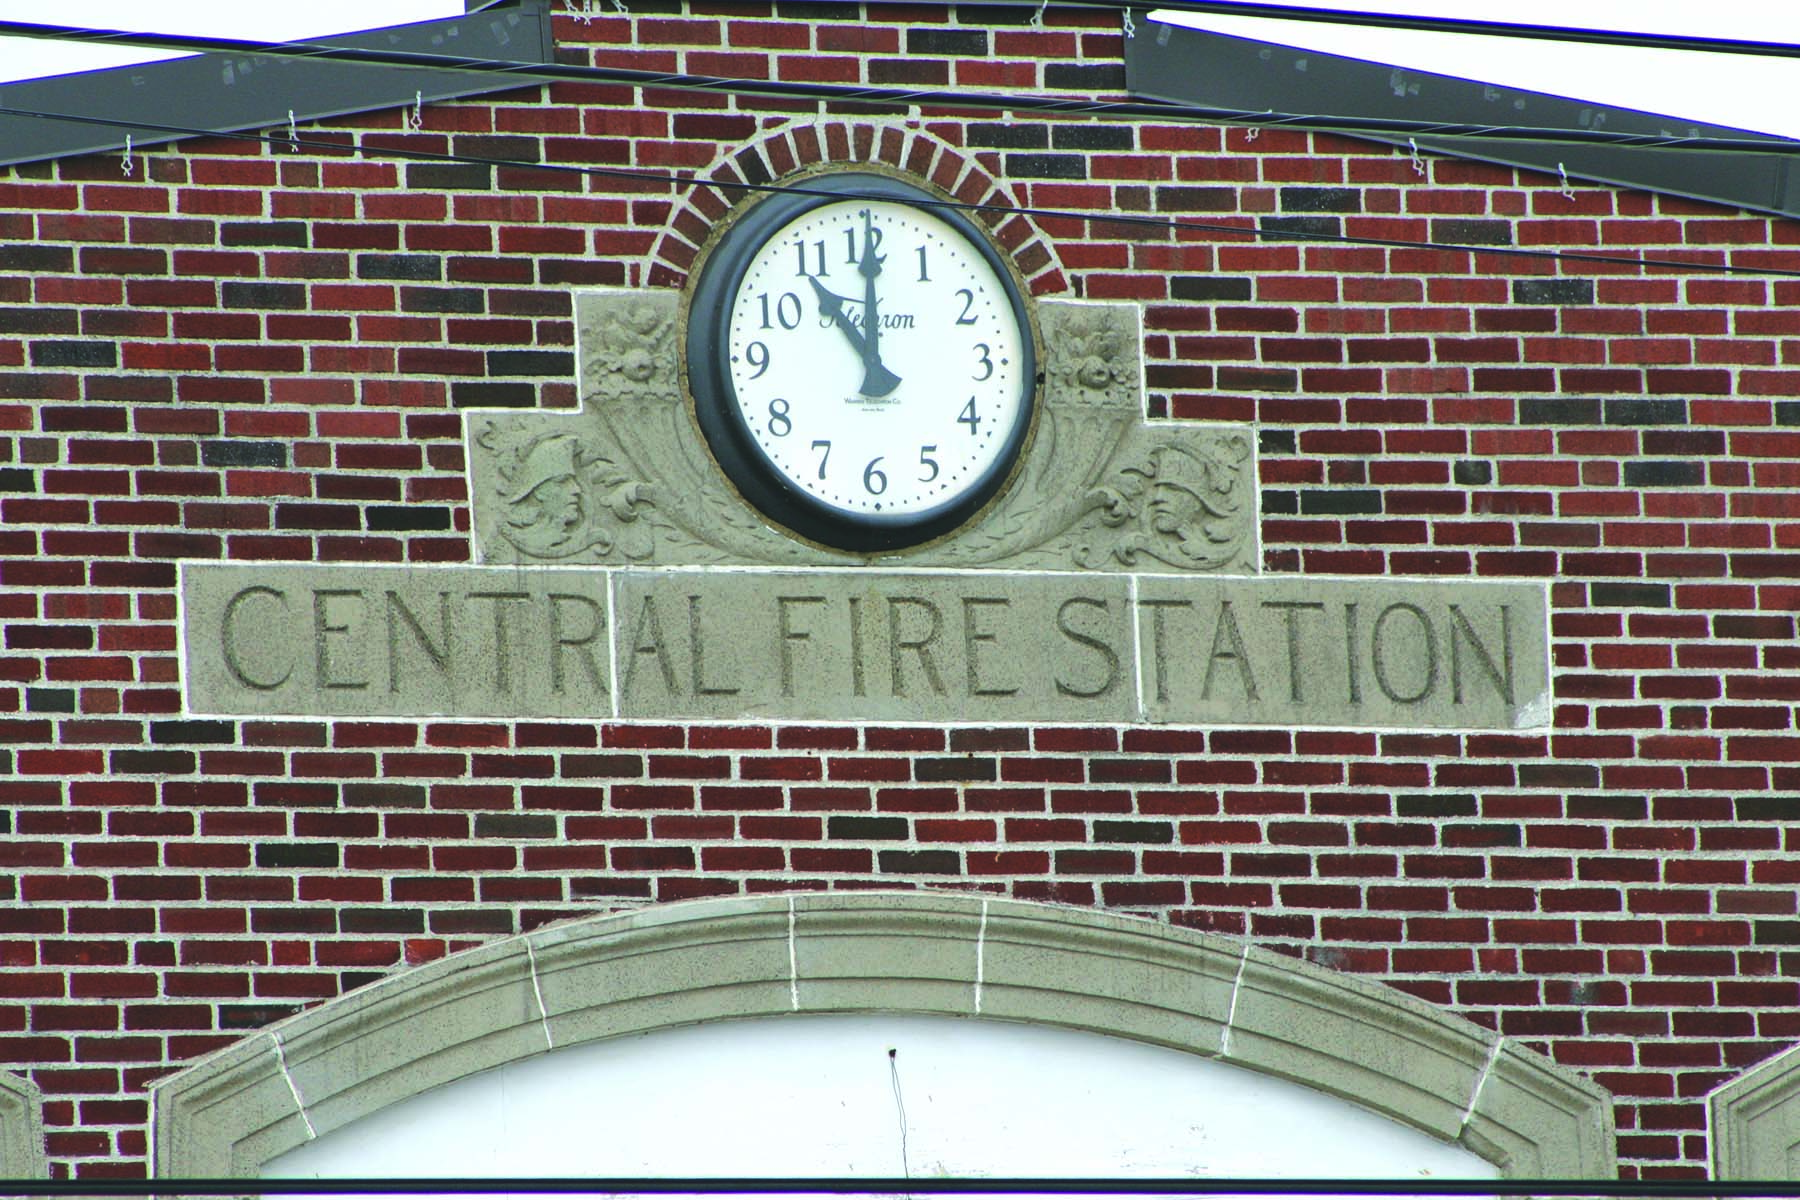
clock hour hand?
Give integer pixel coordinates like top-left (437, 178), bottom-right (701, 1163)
top-left (855, 209), bottom-right (902, 398)
top-left (807, 274), bottom-right (901, 397)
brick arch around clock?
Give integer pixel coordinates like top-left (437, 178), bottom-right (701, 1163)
top-left (646, 119), bottom-right (1067, 296)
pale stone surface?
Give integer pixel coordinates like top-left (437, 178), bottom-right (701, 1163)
top-left (465, 290), bottom-right (1256, 573)
top-left (152, 892), bottom-right (1616, 1181)
top-left (533, 903), bottom-right (796, 1046)
top-left (1710, 1042), bottom-right (1800, 1178)
top-left (1467, 1041), bottom-right (1618, 1178)
top-left (151, 1034), bottom-right (306, 1177)
top-left (182, 564), bottom-right (611, 718)
top-left (612, 569), bottom-right (1136, 722)
top-left (1224, 945), bottom-right (1491, 1144)
top-left (280, 943), bottom-right (548, 1157)
top-left (977, 902), bottom-right (1238, 1057)
top-left (1137, 575), bottom-right (1550, 730)
top-left (182, 565), bottom-right (1550, 729)
top-left (0, 1072), bottom-right (45, 1180)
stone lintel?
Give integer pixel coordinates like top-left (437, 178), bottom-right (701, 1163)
top-left (182, 565), bottom-right (1548, 731)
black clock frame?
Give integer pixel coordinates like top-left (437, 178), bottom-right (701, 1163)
top-left (685, 171), bottom-right (1038, 554)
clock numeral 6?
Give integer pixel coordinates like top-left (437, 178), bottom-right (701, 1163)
top-left (767, 397), bottom-right (791, 437)
top-left (758, 291), bottom-right (802, 331)
top-left (918, 445), bottom-right (939, 482)
top-left (863, 457), bottom-right (888, 495)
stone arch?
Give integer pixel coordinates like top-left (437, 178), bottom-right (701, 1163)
top-left (646, 120), bottom-right (1066, 296)
top-left (152, 892), bottom-right (1615, 1178)
top-left (0, 1071), bottom-right (46, 1180)
top-left (1710, 1042), bottom-right (1800, 1178)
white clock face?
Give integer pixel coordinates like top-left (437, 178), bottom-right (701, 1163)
top-left (720, 195), bottom-right (1030, 525)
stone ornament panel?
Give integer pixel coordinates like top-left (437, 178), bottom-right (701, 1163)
top-left (0, 1071), bottom-right (46, 1180)
top-left (467, 290), bottom-right (1256, 574)
top-left (152, 892), bottom-right (1617, 1179)
top-left (179, 564), bottom-right (1548, 730)
top-left (1710, 1042), bottom-right (1800, 1179)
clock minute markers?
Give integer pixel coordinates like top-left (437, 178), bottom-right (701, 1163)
top-left (696, 175), bottom-right (1031, 548)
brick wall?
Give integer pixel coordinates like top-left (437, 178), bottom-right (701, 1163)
top-left (2, 1), bottom-right (1798, 1180)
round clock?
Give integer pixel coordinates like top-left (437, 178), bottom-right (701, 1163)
top-left (686, 171), bottom-right (1038, 553)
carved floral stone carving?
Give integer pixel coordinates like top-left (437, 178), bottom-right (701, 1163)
top-left (466, 289), bottom-right (1255, 574)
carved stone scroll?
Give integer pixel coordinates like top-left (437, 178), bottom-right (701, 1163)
top-left (466, 289), bottom-right (1255, 574)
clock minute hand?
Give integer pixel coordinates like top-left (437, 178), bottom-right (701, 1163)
top-left (855, 210), bottom-right (902, 398)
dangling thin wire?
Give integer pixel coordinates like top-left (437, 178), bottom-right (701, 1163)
top-left (120, 133), bottom-right (133, 177)
top-left (888, 1048), bottom-right (911, 1190)
top-left (409, 90), bottom-right (424, 131)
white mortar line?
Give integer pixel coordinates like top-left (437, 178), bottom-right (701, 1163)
top-left (173, 564), bottom-right (190, 718)
top-left (1219, 941), bottom-right (1249, 1059)
top-left (605, 569), bottom-right (622, 720)
top-left (1461, 1035), bottom-right (1506, 1134)
top-left (973, 899), bottom-right (989, 1014)
top-left (787, 895), bottom-right (800, 1011)
top-left (270, 1030), bottom-right (317, 1141)
top-left (1127, 572), bottom-right (1146, 720)
top-left (525, 937), bottom-right (555, 1050)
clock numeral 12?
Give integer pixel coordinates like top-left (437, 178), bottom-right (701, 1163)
top-left (843, 224), bottom-right (883, 266)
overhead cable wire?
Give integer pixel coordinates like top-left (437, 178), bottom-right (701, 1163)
top-left (6, 102), bottom-right (1800, 280)
top-left (5, 18), bottom-right (1800, 157)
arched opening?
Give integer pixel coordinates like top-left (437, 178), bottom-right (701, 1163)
top-left (152, 893), bottom-right (1614, 1180)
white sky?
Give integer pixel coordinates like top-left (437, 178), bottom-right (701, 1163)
top-left (1151, 1), bottom-right (1800, 140)
top-left (0, 2), bottom-right (460, 84)
top-left (2, 1), bottom-right (1799, 143)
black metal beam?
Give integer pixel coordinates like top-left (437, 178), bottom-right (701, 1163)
top-left (1125, 11), bottom-right (1800, 220)
top-left (2, 1179), bottom-right (1800, 1197)
top-left (0, 0), bottom-right (552, 169)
